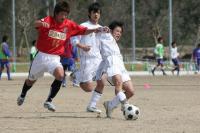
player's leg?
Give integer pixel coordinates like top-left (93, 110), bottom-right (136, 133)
top-left (160, 59), bottom-right (166, 75)
top-left (152, 59), bottom-right (159, 75)
top-left (44, 66), bottom-right (64, 112)
top-left (17, 53), bottom-right (43, 106)
top-left (197, 59), bottom-right (200, 72)
top-left (62, 64), bottom-right (67, 87)
top-left (87, 73), bottom-right (107, 113)
top-left (122, 80), bottom-right (134, 99)
top-left (5, 61), bottom-right (11, 80)
top-left (104, 74), bottom-right (127, 118)
top-left (80, 82), bottom-right (94, 92)
top-left (17, 79), bottom-right (36, 106)
top-left (0, 62), bottom-right (4, 80)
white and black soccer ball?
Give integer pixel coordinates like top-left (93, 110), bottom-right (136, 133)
top-left (123, 104), bottom-right (140, 120)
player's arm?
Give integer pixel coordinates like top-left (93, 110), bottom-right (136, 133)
top-left (70, 36), bottom-right (91, 52)
top-left (34, 20), bottom-right (49, 28)
top-left (84, 26), bottom-right (110, 35)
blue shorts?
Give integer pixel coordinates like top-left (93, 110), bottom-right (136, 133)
top-left (157, 59), bottom-right (164, 65)
top-left (172, 58), bottom-right (179, 66)
top-left (60, 58), bottom-right (76, 71)
top-left (0, 60), bottom-right (10, 68)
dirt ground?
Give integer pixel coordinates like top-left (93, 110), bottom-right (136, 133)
top-left (0, 75), bottom-right (200, 133)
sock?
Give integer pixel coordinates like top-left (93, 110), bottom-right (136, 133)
top-left (109, 91), bottom-right (126, 109)
top-left (7, 69), bottom-right (11, 80)
top-left (88, 90), bottom-right (102, 108)
top-left (46, 79), bottom-right (62, 102)
top-left (161, 69), bottom-right (166, 74)
top-left (0, 71), bottom-right (2, 79)
top-left (21, 81), bottom-right (32, 98)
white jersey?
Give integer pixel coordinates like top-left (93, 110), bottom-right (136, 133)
top-left (71, 21), bottom-right (102, 83)
top-left (171, 47), bottom-right (179, 59)
top-left (96, 33), bottom-right (121, 59)
top-left (96, 33), bottom-right (130, 83)
top-left (71, 21), bottom-right (102, 58)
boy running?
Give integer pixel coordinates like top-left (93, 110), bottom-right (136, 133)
top-left (151, 37), bottom-right (167, 76)
top-left (94, 21), bottom-right (135, 118)
top-left (17, 1), bottom-right (103, 112)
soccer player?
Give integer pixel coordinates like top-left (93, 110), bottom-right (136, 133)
top-left (60, 42), bottom-right (79, 87)
top-left (94, 21), bottom-right (135, 118)
top-left (71, 2), bottom-right (104, 113)
top-left (17, 1), bottom-right (103, 112)
top-left (171, 41), bottom-right (180, 75)
top-left (151, 37), bottom-right (167, 76)
top-left (192, 43), bottom-right (200, 74)
top-left (0, 35), bottom-right (12, 80)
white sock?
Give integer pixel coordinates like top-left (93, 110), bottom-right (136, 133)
top-left (109, 91), bottom-right (126, 109)
top-left (88, 90), bottom-right (102, 108)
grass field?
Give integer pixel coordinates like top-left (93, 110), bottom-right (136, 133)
top-left (0, 75), bottom-right (200, 133)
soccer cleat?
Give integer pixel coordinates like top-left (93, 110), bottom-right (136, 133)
top-left (86, 106), bottom-right (102, 113)
top-left (69, 71), bottom-right (76, 82)
top-left (103, 101), bottom-right (114, 118)
top-left (44, 102), bottom-right (56, 112)
top-left (17, 96), bottom-right (25, 106)
top-left (73, 82), bottom-right (80, 87)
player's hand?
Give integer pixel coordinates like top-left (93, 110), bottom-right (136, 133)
top-left (42, 22), bottom-right (50, 28)
top-left (81, 45), bottom-right (91, 52)
top-left (96, 26), bottom-right (110, 33)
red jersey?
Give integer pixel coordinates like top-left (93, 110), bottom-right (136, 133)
top-left (36, 16), bottom-right (87, 55)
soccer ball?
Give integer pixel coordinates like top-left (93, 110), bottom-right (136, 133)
top-left (123, 104), bottom-right (140, 120)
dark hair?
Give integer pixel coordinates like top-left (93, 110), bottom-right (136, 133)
top-left (171, 41), bottom-right (176, 46)
top-left (109, 21), bottom-right (124, 32)
top-left (157, 37), bottom-right (163, 43)
top-left (197, 43), bottom-right (200, 48)
top-left (54, 1), bottom-right (70, 16)
top-left (32, 40), bottom-right (36, 46)
top-left (2, 35), bottom-right (8, 42)
top-left (88, 2), bottom-right (101, 18)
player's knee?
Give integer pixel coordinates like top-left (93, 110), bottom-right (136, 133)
top-left (96, 81), bottom-right (105, 89)
top-left (115, 80), bottom-right (123, 87)
top-left (80, 83), bottom-right (93, 92)
top-left (25, 79), bottom-right (35, 86)
top-left (82, 87), bottom-right (93, 92)
top-left (126, 90), bottom-right (134, 99)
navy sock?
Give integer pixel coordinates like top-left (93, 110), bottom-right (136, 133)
top-left (46, 79), bottom-right (62, 102)
top-left (21, 81), bottom-right (32, 98)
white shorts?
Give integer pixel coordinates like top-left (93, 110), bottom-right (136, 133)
top-left (75, 56), bottom-right (102, 83)
top-left (96, 55), bottom-right (131, 85)
top-left (28, 51), bottom-right (63, 81)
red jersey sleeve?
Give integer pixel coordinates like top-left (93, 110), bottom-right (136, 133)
top-left (68, 20), bottom-right (87, 37)
top-left (36, 16), bottom-right (51, 32)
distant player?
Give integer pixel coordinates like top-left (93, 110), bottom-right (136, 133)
top-left (171, 41), bottom-right (180, 75)
top-left (151, 37), bottom-right (167, 76)
top-left (192, 43), bottom-right (200, 74)
top-left (71, 2), bottom-right (104, 113)
top-left (17, 1), bottom-right (103, 112)
top-left (95, 21), bottom-right (135, 118)
top-left (0, 35), bottom-right (12, 80)
top-left (60, 42), bottom-right (79, 87)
